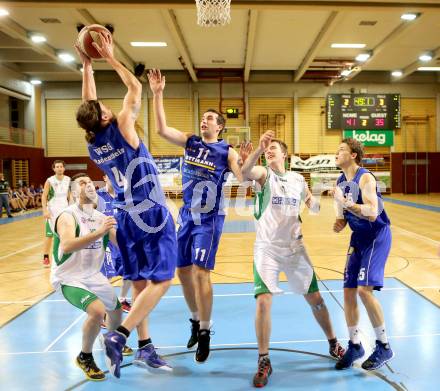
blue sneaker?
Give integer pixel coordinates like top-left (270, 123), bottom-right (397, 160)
top-left (361, 340), bottom-right (394, 370)
top-left (99, 331), bottom-right (126, 378)
top-left (335, 341), bottom-right (365, 370)
top-left (133, 343), bottom-right (173, 372)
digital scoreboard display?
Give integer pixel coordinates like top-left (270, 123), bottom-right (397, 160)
top-left (327, 94), bottom-right (400, 130)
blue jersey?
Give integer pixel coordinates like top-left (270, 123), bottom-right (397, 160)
top-left (88, 122), bottom-right (166, 210)
top-left (337, 167), bottom-right (390, 236)
top-left (182, 135), bottom-right (230, 214)
top-left (97, 188), bottom-right (117, 217)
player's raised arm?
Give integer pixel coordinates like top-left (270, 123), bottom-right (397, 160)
top-left (148, 69), bottom-right (190, 147)
top-left (92, 31), bottom-right (141, 148)
top-left (74, 38), bottom-right (96, 102)
top-left (241, 131), bottom-right (274, 186)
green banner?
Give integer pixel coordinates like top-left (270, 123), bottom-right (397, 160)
top-left (343, 130), bottom-right (394, 146)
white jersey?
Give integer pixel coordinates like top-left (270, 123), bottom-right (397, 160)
top-left (47, 175), bottom-right (71, 221)
top-left (50, 204), bottom-right (109, 290)
top-left (254, 168), bottom-right (307, 248)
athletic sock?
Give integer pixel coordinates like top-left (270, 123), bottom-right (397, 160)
top-left (374, 325), bottom-right (388, 344)
top-left (138, 338), bottom-right (152, 349)
top-left (191, 312), bottom-right (199, 321)
top-left (79, 351), bottom-right (93, 361)
top-left (348, 326), bottom-right (361, 344)
top-left (116, 326), bottom-right (130, 339)
top-left (200, 320), bottom-right (210, 330)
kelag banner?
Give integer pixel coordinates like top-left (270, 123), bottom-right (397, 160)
top-left (343, 130), bottom-right (394, 146)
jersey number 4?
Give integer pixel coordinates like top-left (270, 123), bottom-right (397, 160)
top-left (111, 167), bottom-right (128, 188)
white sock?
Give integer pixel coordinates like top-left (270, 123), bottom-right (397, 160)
top-left (200, 320), bottom-right (210, 330)
top-left (348, 326), bottom-right (361, 344)
top-left (191, 312), bottom-right (199, 321)
top-left (374, 325), bottom-right (388, 344)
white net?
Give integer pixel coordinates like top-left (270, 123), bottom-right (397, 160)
top-left (195, 0), bottom-right (231, 27)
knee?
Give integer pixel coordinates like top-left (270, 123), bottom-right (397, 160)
top-left (87, 307), bottom-right (106, 323)
top-left (193, 266), bottom-right (210, 283)
top-left (256, 294), bottom-right (272, 313)
top-left (177, 266), bottom-right (192, 281)
top-left (357, 286), bottom-right (372, 302)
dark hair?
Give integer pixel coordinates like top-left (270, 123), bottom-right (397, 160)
top-left (76, 100), bottom-right (103, 143)
top-left (71, 172), bottom-right (90, 182)
top-left (205, 108), bottom-right (226, 135)
top-left (342, 137), bottom-right (364, 164)
top-left (52, 160), bottom-right (66, 168)
top-left (271, 139), bottom-right (288, 155)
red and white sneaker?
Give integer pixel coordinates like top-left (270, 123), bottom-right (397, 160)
top-left (120, 299), bottom-right (132, 313)
top-left (42, 256), bottom-right (50, 268)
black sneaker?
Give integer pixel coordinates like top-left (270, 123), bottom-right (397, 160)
top-left (187, 319), bottom-right (200, 349)
top-left (253, 356), bottom-right (272, 388)
top-left (75, 355), bottom-right (105, 381)
top-left (195, 329), bottom-right (210, 363)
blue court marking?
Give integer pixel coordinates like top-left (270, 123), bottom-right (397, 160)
top-left (383, 197), bottom-right (440, 213)
top-left (0, 210), bottom-right (42, 225)
top-left (0, 278), bottom-right (438, 390)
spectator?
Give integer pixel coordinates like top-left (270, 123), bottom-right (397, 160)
top-left (0, 172), bottom-right (13, 218)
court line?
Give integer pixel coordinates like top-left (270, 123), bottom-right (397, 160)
top-left (43, 313), bottom-right (86, 352)
top-left (0, 242), bottom-right (43, 261)
top-left (392, 224), bottom-right (440, 246)
top-left (3, 333), bottom-right (440, 356)
top-left (1, 286), bottom-right (438, 304)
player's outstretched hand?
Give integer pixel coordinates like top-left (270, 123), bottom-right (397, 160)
top-left (259, 130), bottom-right (275, 150)
top-left (74, 41), bottom-right (91, 66)
top-left (92, 31), bottom-right (114, 60)
top-left (333, 218), bottom-right (347, 233)
top-left (99, 216), bottom-right (117, 235)
top-left (239, 141), bottom-right (253, 164)
top-left (148, 69), bottom-right (165, 95)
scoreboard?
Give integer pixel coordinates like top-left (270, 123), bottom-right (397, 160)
top-left (327, 94), bottom-right (400, 130)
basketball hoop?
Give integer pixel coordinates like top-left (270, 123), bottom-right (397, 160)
top-left (195, 0), bottom-right (231, 27)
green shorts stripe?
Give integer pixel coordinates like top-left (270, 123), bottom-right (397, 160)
top-left (307, 272), bottom-right (319, 294)
top-left (253, 263), bottom-right (271, 298)
top-left (45, 220), bottom-right (53, 238)
top-left (61, 285), bottom-right (98, 312)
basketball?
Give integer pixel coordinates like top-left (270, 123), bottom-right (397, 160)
top-left (77, 24), bottom-right (111, 59)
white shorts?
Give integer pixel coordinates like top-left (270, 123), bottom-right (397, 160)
top-left (60, 272), bottom-right (119, 311)
top-left (253, 244), bottom-right (319, 296)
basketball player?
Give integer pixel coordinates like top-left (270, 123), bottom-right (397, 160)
top-left (41, 160), bottom-right (71, 267)
top-left (97, 174), bottom-right (132, 312)
top-left (241, 131), bottom-right (345, 387)
top-left (75, 31), bottom-right (176, 377)
top-left (332, 138), bottom-right (394, 371)
top-left (50, 173), bottom-right (123, 381)
top-left (148, 69), bottom-right (245, 363)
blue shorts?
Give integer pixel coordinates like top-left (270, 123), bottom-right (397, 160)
top-left (344, 225), bottom-right (392, 290)
top-left (115, 206), bottom-right (177, 282)
top-left (177, 208), bottom-right (225, 270)
top-left (100, 242), bottom-right (123, 279)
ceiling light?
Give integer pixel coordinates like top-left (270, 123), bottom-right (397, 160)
top-left (417, 67), bottom-right (440, 71)
top-left (391, 70), bottom-right (403, 77)
top-left (341, 69), bottom-right (353, 77)
top-left (58, 52), bottom-right (75, 63)
top-left (401, 13), bottom-right (418, 21)
top-left (331, 43), bottom-right (366, 49)
top-left (419, 53), bottom-right (433, 62)
top-left (130, 42), bottom-right (167, 47)
top-left (30, 34), bottom-right (47, 43)
top-left (30, 80), bottom-right (42, 85)
top-left (0, 9), bottom-right (9, 17)
top-left (356, 52), bottom-right (371, 62)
